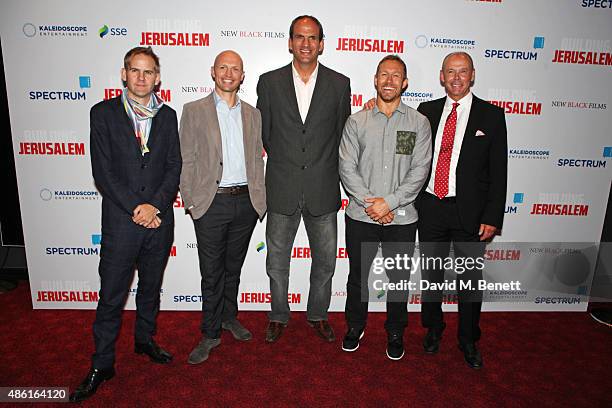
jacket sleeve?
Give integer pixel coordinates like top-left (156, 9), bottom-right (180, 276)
top-left (90, 105), bottom-right (141, 216)
top-left (481, 107), bottom-right (508, 229)
top-left (149, 109), bottom-right (182, 217)
top-left (178, 105), bottom-right (196, 210)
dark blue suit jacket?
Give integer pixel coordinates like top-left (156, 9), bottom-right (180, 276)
top-left (90, 96), bottom-right (181, 230)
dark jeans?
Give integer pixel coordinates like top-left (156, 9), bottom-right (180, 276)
top-left (193, 193), bottom-right (258, 339)
top-left (345, 215), bottom-right (417, 334)
top-left (266, 202), bottom-right (337, 323)
top-left (93, 222), bottom-right (173, 370)
top-left (418, 192), bottom-right (485, 345)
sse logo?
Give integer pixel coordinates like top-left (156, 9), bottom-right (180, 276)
top-left (99, 24), bottom-right (127, 38)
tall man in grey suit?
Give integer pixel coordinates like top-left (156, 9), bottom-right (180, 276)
top-left (257, 15), bottom-right (351, 343)
top-left (180, 50), bottom-right (266, 363)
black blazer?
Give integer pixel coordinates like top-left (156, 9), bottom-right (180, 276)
top-left (417, 95), bottom-right (507, 233)
top-left (90, 96), bottom-right (182, 229)
top-left (256, 63), bottom-right (351, 216)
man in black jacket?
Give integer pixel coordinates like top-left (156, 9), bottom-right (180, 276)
top-left (256, 15), bottom-right (351, 343)
top-left (416, 52), bottom-right (507, 369)
top-left (70, 46), bottom-right (181, 402)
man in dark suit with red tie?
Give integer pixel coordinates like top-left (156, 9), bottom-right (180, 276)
top-left (70, 46), bottom-right (181, 402)
top-left (416, 52), bottom-right (507, 369)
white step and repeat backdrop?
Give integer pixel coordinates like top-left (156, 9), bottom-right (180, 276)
top-left (2, 0), bottom-right (611, 312)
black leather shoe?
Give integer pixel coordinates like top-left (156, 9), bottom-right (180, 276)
top-left (69, 367), bottom-right (115, 402)
top-left (135, 340), bottom-right (173, 364)
top-left (307, 320), bottom-right (336, 342)
top-left (458, 343), bottom-right (483, 369)
top-left (423, 323), bottom-right (446, 354)
top-left (265, 321), bottom-right (287, 343)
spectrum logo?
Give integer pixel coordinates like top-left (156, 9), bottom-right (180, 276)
top-left (98, 24), bottom-right (128, 38)
top-left (104, 88), bottom-right (171, 102)
top-left (139, 31), bottom-right (210, 46)
top-left (414, 35), bottom-right (475, 50)
top-left (508, 148), bottom-right (550, 160)
top-left (219, 29), bottom-right (285, 39)
top-left (29, 76), bottom-right (88, 101)
top-left (505, 192), bottom-right (524, 214)
top-left (46, 234), bottom-right (101, 256)
top-left (40, 188), bottom-right (99, 201)
top-left (484, 36), bottom-right (542, 61)
top-left (556, 158), bottom-right (607, 168)
top-left (581, 0), bottom-right (612, 7)
top-left (603, 147), bottom-right (612, 158)
top-left (335, 37), bottom-right (404, 53)
top-left (23, 23), bottom-right (88, 38)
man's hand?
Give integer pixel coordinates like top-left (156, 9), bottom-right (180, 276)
top-left (363, 98), bottom-right (376, 111)
top-left (133, 204), bottom-right (159, 227)
top-left (378, 211), bottom-right (395, 225)
top-left (479, 224), bottom-right (497, 241)
top-left (145, 216), bottom-right (162, 229)
top-left (364, 197), bottom-right (390, 221)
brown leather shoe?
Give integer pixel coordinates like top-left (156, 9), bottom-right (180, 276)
top-left (307, 320), bottom-right (335, 342)
top-left (265, 321), bottom-right (287, 343)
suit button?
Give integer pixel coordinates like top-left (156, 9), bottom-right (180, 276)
top-left (140, 186), bottom-right (146, 191)
top-left (302, 129), bottom-right (306, 134)
top-left (216, 180), bottom-right (219, 184)
top-left (302, 148), bottom-right (306, 152)
top-left (220, 162), bottom-right (223, 166)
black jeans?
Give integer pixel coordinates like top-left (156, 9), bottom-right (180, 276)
top-left (345, 215), bottom-right (416, 334)
top-left (193, 193), bottom-right (258, 339)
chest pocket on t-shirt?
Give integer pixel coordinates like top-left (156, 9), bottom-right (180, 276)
top-left (395, 131), bottom-right (416, 155)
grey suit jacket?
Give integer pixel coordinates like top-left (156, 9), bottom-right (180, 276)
top-left (256, 63), bottom-right (351, 216)
top-left (179, 93), bottom-right (266, 220)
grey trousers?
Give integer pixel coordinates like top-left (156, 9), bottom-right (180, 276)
top-left (266, 205), bottom-right (337, 323)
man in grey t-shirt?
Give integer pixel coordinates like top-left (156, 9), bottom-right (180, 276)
top-left (339, 55), bottom-right (431, 360)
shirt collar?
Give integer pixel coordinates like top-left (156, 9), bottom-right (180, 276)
top-left (213, 90), bottom-right (241, 109)
top-left (445, 91), bottom-right (472, 108)
top-left (292, 61), bottom-right (319, 85)
top-left (373, 100), bottom-right (407, 116)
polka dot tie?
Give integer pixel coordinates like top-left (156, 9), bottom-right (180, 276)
top-left (434, 102), bottom-right (459, 199)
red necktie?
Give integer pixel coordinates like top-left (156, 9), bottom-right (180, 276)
top-left (434, 102), bottom-right (459, 199)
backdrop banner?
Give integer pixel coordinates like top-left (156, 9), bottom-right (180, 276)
top-left (2, 0), bottom-right (611, 312)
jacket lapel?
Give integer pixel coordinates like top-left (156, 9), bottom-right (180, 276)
top-left (203, 93), bottom-right (223, 160)
top-left (113, 97), bottom-right (142, 156)
top-left (279, 64), bottom-right (302, 124)
top-left (303, 64), bottom-right (330, 127)
top-left (241, 104), bottom-right (253, 174)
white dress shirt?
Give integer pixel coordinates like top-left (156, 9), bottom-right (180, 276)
top-left (292, 62), bottom-right (319, 124)
top-left (426, 92), bottom-right (473, 197)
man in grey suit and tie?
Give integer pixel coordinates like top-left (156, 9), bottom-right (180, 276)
top-left (257, 15), bottom-right (351, 343)
top-left (179, 50), bottom-right (266, 364)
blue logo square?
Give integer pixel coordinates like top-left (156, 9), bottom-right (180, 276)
top-left (533, 37), bottom-right (545, 49)
top-left (513, 193), bottom-right (524, 204)
top-left (603, 147), bottom-right (612, 158)
top-left (79, 76), bottom-right (91, 88)
top-left (91, 234), bottom-right (102, 245)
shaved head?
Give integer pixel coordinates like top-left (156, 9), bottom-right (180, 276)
top-left (214, 50), bottom-right (243, 71)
